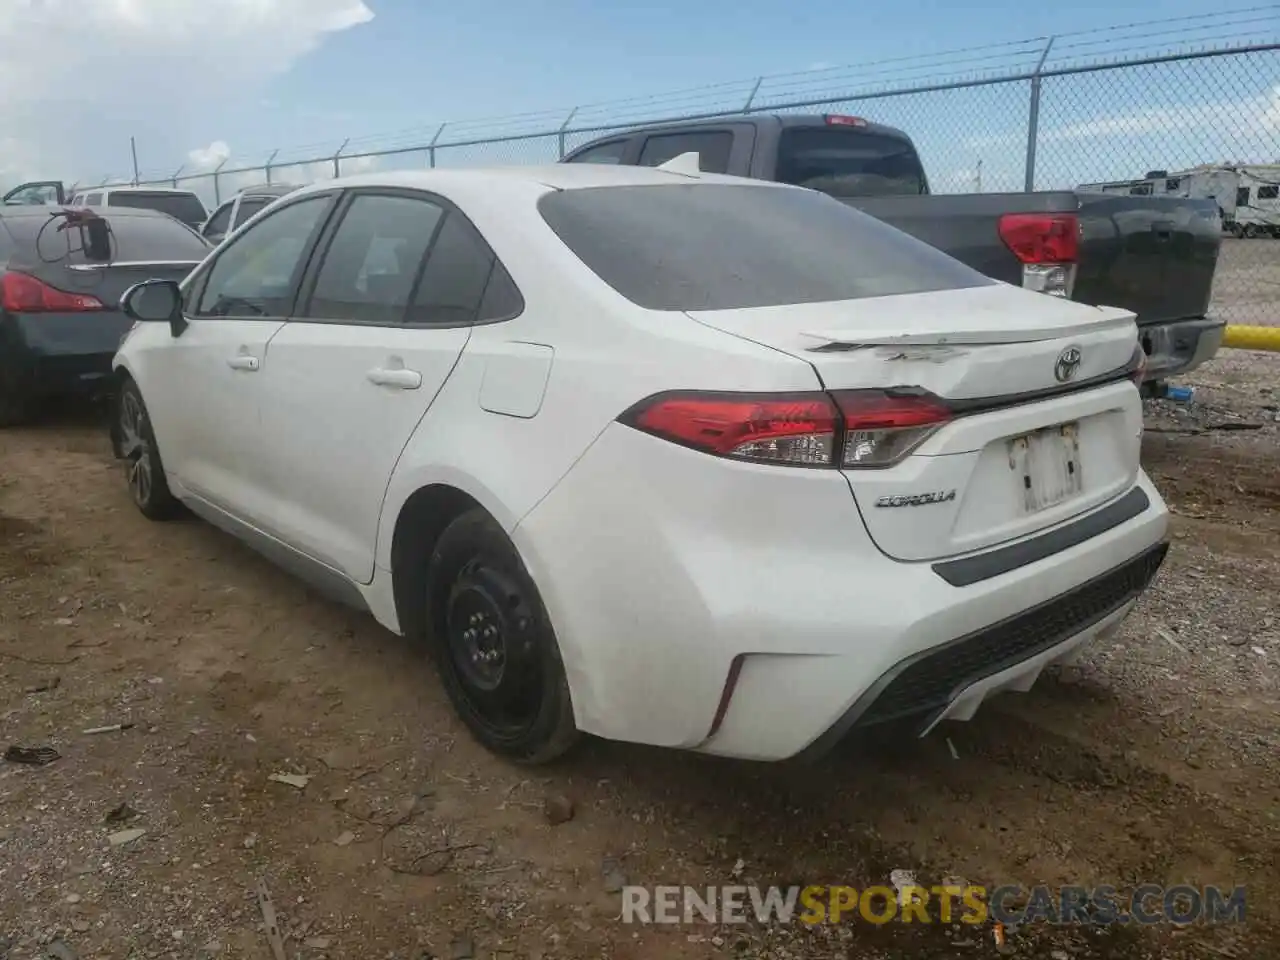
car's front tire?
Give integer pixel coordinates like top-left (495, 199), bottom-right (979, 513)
top-left (423, 508), bottom-right (579, 764)
top-left (117, 379), bottom-right (182, 521)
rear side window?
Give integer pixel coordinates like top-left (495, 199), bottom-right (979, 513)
top-left (776, 128), bottom-right (927, 197)
top-left (567, 140), bottom-right (627, 165)
top-left (409, 212), bottom-right (498, 326)
top-left (0, 211), bottom-right (210, 265)
top-left (302, 193), bottom-right (444, 325)
top-left (107, 191), bottom-right (207, 227)
top-left (538, 183), bottom-right (992, 312)
top-left (637, 131), bottom-right (732, 174)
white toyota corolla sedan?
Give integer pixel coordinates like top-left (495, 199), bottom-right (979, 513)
top-left (111, 163), bottom-right (1168, 764)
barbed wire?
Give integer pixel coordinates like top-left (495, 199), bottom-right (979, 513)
top-left (108, 4), bottom-right (1279, 185)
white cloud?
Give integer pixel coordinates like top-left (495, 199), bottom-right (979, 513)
top-left (0, 0), bottom-right (372, 189)
top-left (188, 140), bottom-right (233, 170)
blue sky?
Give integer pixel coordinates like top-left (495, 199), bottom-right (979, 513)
top-left (1, 0), bottom-right (1276, 199)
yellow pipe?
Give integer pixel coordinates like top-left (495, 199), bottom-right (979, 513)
top-left (1221, 325), bottom-right (1280, 352)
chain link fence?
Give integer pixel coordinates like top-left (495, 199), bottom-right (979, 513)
top-left (112, 39), bottom-right (1279, 326)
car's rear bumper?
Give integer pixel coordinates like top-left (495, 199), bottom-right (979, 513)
top-left (1139, 316), bottom-right (1225, 381)
top-left (0, 312), bottom-right (132, 397)
top-left (514, 422), bottom-right (1170, 762)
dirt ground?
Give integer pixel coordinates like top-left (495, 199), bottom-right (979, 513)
top-left (2, 352), bottom-right (1278, 960)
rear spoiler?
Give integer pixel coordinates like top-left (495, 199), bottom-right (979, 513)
top-left (67, 260), bottom-right (203, 272)
top-left (801, 305), bottom-right (1137, 350)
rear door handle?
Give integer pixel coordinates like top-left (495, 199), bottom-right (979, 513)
top-left (227, 355), bottom-right (259, 371)
top-left (366, 367), bottom-right (422, 390)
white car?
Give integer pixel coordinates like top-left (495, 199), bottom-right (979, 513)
top-left (110, 164), bottom-right (1169, 764)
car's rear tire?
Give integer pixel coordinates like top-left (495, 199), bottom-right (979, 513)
top-left (117, 379), bottom-right (182, 521)
top-left (423, 508), bottom-right (579, 764)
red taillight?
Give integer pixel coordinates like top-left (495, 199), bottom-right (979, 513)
top-left (832, 389), bottom-right (952, 467)
top-left (825, 114), bottom-right (869, 127)
top-left (623, 391), bottom-right (840, 465)
top-left (997, 213), bottom-right (1079, 264)
top-left (0, 272), bottom-right (105, 313)
top-left (620, 389), bottom-right (952, 469)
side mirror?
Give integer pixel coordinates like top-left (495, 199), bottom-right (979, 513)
top-left (120, 279), bottom-right (187, 337)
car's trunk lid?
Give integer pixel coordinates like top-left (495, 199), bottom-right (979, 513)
top-left (686, 283), bottom-right (1145, 562)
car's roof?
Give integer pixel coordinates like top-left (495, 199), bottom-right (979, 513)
top-left (288, 163), bottom-right (795, 202)
top-left (99, 186), bottom-right (201, 195)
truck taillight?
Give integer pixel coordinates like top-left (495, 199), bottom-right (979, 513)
top-left (1, 272), bottom-right (105, 313)
top-left (619, 389), bottom-right (952, 469)
top-left (825, 114), bottom-right (869, 127)
top-left (997, 213), bottom-right (1079, 299)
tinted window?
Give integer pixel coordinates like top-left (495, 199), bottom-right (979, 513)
top-left (1258, 185), bottom-right (1279, 201)
top-left (478, 261), bottom-right (523, 321)
top-left (568, 140), bottom-right (627, 165)
top-left (538, 183), bottom-right (992, 312)
top-left (203, 202), bottom-right (233, 237)
top-left (197, 195), bottom-right (330, 317)
top-left (303, 194), bottom-right (443, 324)
top-left (776, 128), bottom-right (927, 197)
top-left (0, 211), bottom-right (210, 264)
top-left (1236, 187), bottom-right (1250, 207)
top-left (234, 197), bottom-right (271, 227)
top-left (107, 191), bottom-right (208, 227)
top-left (637, 131), bottom-right (732, 174)
top-left (409, 212), bottom-right (497, 326)
top-left (85, 192), bottom-right (103, 206)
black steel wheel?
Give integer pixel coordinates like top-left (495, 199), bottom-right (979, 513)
top-left (424, 509), bottom-right (578, 763)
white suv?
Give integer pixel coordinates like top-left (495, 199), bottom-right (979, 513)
top-left (66, 186), bottom-right (208, 230)
top-left (110, 165), bottom-right (1169, 765)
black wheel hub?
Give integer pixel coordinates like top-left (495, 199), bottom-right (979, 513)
top-left (445, 559), bottom-right (541, 732)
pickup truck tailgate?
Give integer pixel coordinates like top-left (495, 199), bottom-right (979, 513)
top-left (1074, 194), bottom-right (1221, 327)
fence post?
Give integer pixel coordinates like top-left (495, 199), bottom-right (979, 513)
top-left (743, 77), bottom-right (764, 112)
top-left (170, 165), bottom-right (184, 188)
top-left (428, 123), bottom-right (447, 168)
top-left (213, 158), bottom-right (228, 204)
top-left (1024, 36), bottom-right (1055, 193)
top-left (264, 149), bottom-right (279, 185)
top-left (557, 108), bottom-right (578, 159)
top-left (332, 139), bottom-right (349, 178)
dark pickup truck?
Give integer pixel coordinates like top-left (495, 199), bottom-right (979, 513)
top-left (561, 114), bottom-right (1225, 385)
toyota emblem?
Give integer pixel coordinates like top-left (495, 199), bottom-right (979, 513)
top-left (1054, 346), bottom-right (1082, 383)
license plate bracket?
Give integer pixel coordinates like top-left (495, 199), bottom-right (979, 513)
top-left (1009, 422), bottom-right (1082, 514)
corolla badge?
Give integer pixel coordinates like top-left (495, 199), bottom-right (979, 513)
top-left (875, 490), bottom-right (957, 508)
top-left (1054, 345), bottom-right (1083, 383)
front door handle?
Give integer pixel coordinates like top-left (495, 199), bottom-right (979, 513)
top-left (227, 355), bottom-right (259, 371)
top-left (367, 367), bottom-right (422, 390)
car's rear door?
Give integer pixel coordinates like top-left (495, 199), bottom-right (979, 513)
top-left (253, 188), bottom-right (509, 583)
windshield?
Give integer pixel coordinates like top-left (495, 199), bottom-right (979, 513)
top-left (538, 183), bottom-right (991, 312)
top-left (107, 191), bottom-right (208, 227)
top-left (775, 128), bottom-right (928, 197)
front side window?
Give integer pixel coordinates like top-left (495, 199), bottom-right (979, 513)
top-left (195, 194), bottom-right (331, 317)
top-left (85, 192), bottom-right (103, 206)
top-left (302, 193), bottom-right (444, 325)
top-left (637, 131), bottom-right (732, 174)
top-left (539, 183), bottom-right (993, 312)
top-left (202, 202), bottom-right (233, 238)
top-left (233, 197), bottom-right (272, 228)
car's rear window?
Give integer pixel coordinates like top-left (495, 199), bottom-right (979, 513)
top-left (1, 211), bottom-right (211, 264)
top-left (107, 191), bottom-right (208, 227)
top-left (537, 183), bottom-right (991, 312)
top-left (775, 128), bottom-right (928, 197)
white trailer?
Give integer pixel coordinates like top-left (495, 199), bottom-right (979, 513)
top-left (1079, 164), bottom-right (1280, 237)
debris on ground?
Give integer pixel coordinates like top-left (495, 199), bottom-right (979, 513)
top-left (106, 828), bottom-right (146, 847)
top-left (268, 772), bottom-right (312, 790)
top-left (3, 745), bottom-right (60, 766)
